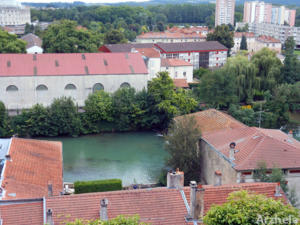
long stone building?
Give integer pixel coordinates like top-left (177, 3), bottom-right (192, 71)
top-left (0, 53), bottom-right (148, 111)
top-left (0, 0), bottom-right (30, 26)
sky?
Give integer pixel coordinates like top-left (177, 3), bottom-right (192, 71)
top-left (20, 0), bottom-right (148, 3)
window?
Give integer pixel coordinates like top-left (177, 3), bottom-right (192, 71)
top-left (65, 84), bottom-right (77, 90)
top-left (120, 82), bottom-right (130, 88)
top-left (183, 72), bottom-right (186, 77)
top-left (175, 71), bottom-right (178, 78)
top-left (6, 85), bottom-right (18, 92)
top-left (93, 83), bottom-right (104, 92)
top-left (36, 84), bottom-right (48, 91)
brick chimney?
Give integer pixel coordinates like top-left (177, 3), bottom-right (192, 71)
top-left (229, 142), bottom-right (236, 161)
top-left (100, 198), bottom-right (109, 221)
top-left (214, 171), bottom-right (222, 186)
top-left (189, 181), bottom-right (205, 221)
top-left (46, 209), bottom-right (53, 225)
top-left (167, 168), bottom-right (184, 190)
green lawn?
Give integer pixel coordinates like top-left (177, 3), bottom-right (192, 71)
top-left (294, 50), bottom-right (300, 56)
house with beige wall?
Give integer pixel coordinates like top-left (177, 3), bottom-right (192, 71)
top-left (233, 32), bottom-right (256, 53)
top-left (161, 58), bottom-right (193, 83)
top-left (255, 35), bottom-right (282, 53)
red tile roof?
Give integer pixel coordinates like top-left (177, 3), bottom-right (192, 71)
top-left (0, 53), bottom-right (148, 77)
top-left (234, 32), bottom-right (255, 38)
top-left (136, 47), bottom-right (160, 58)
top-left (162, 58), bottom-right (192, 67)
top-left (1, 138), bottom-right (63, 200)
top-left (0, 200), bottom-right (44, 225)
top-left (174, 109), bottom-right (246, 134)
top-left (99, 43), bottom-right (154, 53)
top-left (257, 35), bottom-right (281, 43)
top-left (173, 79), bottom-right (189, 88)
top-left (202, 127), bottom-right (300, 171)
top-left (0, 183), bottom-right (286, 225)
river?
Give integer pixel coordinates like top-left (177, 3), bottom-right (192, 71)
top-left (45, 132), bottom-right (167, 186)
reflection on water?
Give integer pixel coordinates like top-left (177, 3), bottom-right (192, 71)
top-left (46, 132), bottom-right (167, 186)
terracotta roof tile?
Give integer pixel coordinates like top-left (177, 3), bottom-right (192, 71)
top-left (174, 109), bottom-right (246, 134)
top-left (136, 48), bottom-right (160, 58)
top-left (257, 35), bottom-right (281, 43)
top-left (234, 32), bottom-right (255, 38)
top-left (1, 138), bottom-right (63, 200)
top-left (0, 53), bottom-right (148, 77)
top-left (162, 58), bottom-right (192, 67)
top-left (99, 43), bottom-right (154, 53)
top-left (173, 79), bottom-right (189, 88)
top-left (202, 127), bottom-right (300, 171)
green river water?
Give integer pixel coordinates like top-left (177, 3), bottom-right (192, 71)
top-left (47, 132), bottom-right (167, 186)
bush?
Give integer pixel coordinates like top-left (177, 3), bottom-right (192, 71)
top-left (74, 179), bottom-right (122, 194)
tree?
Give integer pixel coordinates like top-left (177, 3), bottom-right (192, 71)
top-left (0, 101), bottom-right (10, 138)
top-left (240, 35), bottom-right (247, 50)
top-left (104, 29), bottom-right (127, 44)
top-left (204, 190), bottom-right (299, 225)
top-left (66, 215), bottom-right (148, 225)
top-left (0, 29), bottom-right (26, 53)
top-left (42, 20), bottom-right (102, 53)
top-left (206, 25), bottom-right (234, 54)
top-left (165, 116), bottom-right (202, 184)
top-left (24, 23), bottom-right (35, 34)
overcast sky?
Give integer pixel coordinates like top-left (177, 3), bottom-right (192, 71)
top-left (20, 0), bottom-right (148, 3)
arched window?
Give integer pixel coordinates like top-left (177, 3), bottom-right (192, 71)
top-left (120, 82), bottom-right (130, 88)
top-left (65, 84), bottom-right (77, 90)
top-left (93, 83), bottom-right (104, 93)
top-left (36, 84), bottom-right (48, 91)
top-left (6, 85), bottom-right (18, 92)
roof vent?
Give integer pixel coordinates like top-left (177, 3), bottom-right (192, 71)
top-left (34, 66), bottom-right (37, 76)
top-left (103, 59), bottom-right (108, 66)
top-left (55, 60), bottom-right (59, 67)
top-left (7, 61), bottom-right (11, 68)
top-left (85, 66), bottom-right (89, 75)
top-left (129, 65), bottom-right (135, 74)
top-left (82, 54), bottom-right (86, 60)
top-left (33, 54), bottom-right (37, 61)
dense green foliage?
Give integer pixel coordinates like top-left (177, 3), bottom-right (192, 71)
top-left (0, 29), bottom-right (26, 53)
top-left (204, 190), bottom-right (300, 225)
top-left (42, 20), bottom-right (102, 53)
top-left (66, 215), bottom-right (148, 225)
top-left (207, 25), bottom-right (234, 54)
top-left (165, 116), bottom-right (202, 185)
top-left (74, 179), bottom-right (122, 194)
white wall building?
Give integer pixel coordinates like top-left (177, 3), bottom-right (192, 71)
top-left (21, 33), bottom-right (43, 54)
top-left (0, 0), bottom-right (30, 26)
top-left (161, 58), bottom-right (193, 83)
top-left (0, 53), bottom-right (148, 111)
top-left (215, 0), bottom-right (235, 26)
top-left (233, 32), bottom-right (256, 53)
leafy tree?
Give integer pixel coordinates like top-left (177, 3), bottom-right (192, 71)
top-left (240, 35), bottom-right (247, 50)
top-left (66, 215), bottom-right (148, 225)
top-left (193, 68), bottom-right (211, 80)
top-left (0, 29), bottom-right (26, 53)
top-left (196, 69), bottom-right (238, 108)
top-left (251, 48), bottom-right (282, 91)
top-left (42, 20), bottom-right (102, 53)
top-left (0, 101), bottom-right (11, 138)
top-left (204, 190), bottom-right (299, 225)
top-left (156, 21), bottom-right (165, 32)
top-left (25, 23), bottom-right (35, 34)
top-left (104, 29), bottom-right (127, 44)
top-left (165, 116), bottom-right (202, 184)
top-left (207, 25), bottom-right (234, 54)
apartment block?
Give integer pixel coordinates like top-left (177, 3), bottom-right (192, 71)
top-left (215, 0), bottom-right (235, 26)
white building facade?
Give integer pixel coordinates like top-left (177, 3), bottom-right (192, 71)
top-left (215, 0), bottom-right (235, 26)
top-left (0, 0), bottom-right (30, 26)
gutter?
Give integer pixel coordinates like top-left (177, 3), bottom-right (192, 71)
top-left (0, 138), bottom-right (13, 200)
top-left (43, 196), bottom-right (47, 225)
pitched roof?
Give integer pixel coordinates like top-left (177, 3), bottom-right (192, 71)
top-left (136, 47), bottom-right (160, 58)
top-left (234, 32), bottom-right (255, 38)
top-left (0, 183), bottom-right (286, 225)
top-left (20, 33), bottom-right (42, 49)
top-left (161, 58), bottom-right (192, 67)
top-left (99, 43), bottom-right (155, 53)
top-left (173, 79), bottom-right (189, 88)
top-left (174, 109), bottom-right (246, 135)
top-left (0, 53), bottom-right (148, 77)
top-left (155, 41), bottom-right (228, 53)
top-left (257, 35), bottom-right (281, 43)
top-left (202, 127), bottom-right (300, 171)
top-left (0, 138), bottom-right (63, 200)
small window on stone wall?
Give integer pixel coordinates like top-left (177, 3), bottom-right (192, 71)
top-left (6, 85), bottom-right (18, 92)
top-left (36, 84), bottom-right (48, 91)
top-left (65, 84), bottom-right (77, 90)
top-left (120, 82), bottom-right (131, 88)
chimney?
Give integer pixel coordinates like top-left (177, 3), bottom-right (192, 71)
top-left (46, 209), bottom-right (53, 225)
top-left (189, 181), bottom-right (205, 221)
top-left (48, 182), bottom-right (53, 197)
top-left (167, 168), bottom-right (184, 190)
top-left (214, 171), bottom-right (222, 186)
top-left (229, 142), bottom-right (236, 161)
top-left (274, 183), bottom-right (282, 197)
top-left (100, 198), bottom-right (109, 221)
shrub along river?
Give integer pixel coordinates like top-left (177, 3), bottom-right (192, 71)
top-left (44, 132), bottom-right (167, 186)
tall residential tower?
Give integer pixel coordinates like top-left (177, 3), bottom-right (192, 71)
top-left (215, 0), bottom-right (235, 27)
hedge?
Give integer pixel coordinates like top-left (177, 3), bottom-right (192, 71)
top-left (74, 179), bottom-right (122, 194)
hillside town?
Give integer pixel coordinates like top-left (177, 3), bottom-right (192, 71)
top-left (0, 0), bottom-right (300, 224)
